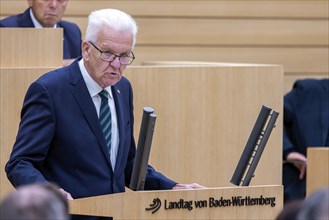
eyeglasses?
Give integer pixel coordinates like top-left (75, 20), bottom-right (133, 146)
top-left (89, 41), bottom-right (135, 65)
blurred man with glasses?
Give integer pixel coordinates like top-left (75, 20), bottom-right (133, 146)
top-left (5, 8), bottom-right (204, 219)
top-left (0, 0), bottom-right (82, 66)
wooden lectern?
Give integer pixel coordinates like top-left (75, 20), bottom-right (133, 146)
top-left (70, 185), bottom-right (283, 219)
top-left (307, 147), bottom-right (329, 196)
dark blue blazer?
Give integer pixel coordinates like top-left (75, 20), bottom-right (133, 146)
top-left (0, 8), bottom-right (82, 59)
top-left (6, 58), bottom-right (176, 199)
top-left (283, 78), bottom-right (329, 202)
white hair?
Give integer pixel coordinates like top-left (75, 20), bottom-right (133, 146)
top-left (85, 8), bottom-right (138, 48)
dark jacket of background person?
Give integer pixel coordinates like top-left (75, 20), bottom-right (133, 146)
top-left (0, 8), bottom-right (82, 59)
top-left (283, 78), bottom-right (329, 202)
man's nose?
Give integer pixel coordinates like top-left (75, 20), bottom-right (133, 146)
top-left (48, 0), bottom-right (59, 8)
top-left (110, 56), bottom-right (121, 69)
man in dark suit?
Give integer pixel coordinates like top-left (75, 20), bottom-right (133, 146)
top-left (0, 0), bottom-right (81, 65)
top-left (283, 78), bottom-right (329, 203)
top-left (6, 8), bottom-right (202, 206)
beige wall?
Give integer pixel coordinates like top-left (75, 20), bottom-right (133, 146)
top-left (1, 0), bottom-right (328, 93)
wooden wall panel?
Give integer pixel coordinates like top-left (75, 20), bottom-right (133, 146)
top-left (133, 47), bottom-right (328, 74)
top-left (67, 17), bottom-right (328, 46)
top-left (0, 28), bottom-right (62, 67)
top-left (1, 1), bottom-right (328, 19)
top-left (140, 61), bottom-right (329, 95)
top-left (1, 0), bottom-right (328, 79)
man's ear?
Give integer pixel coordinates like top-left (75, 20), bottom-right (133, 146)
top-left (81, 41), bottom-right (90, 60)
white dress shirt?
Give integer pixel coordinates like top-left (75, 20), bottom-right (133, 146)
top-left (78, 59), bottom-right (119, 170)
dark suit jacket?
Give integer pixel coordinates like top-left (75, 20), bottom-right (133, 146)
top-left (6, 58), bottom-right (176, 199)
top-left (283, 78), bottom-right (329, 202)
top-left (0, 8), bottom-right (82, 59)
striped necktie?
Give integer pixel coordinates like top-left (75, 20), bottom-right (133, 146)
top-left (99, 90), bottom-right (112, 153)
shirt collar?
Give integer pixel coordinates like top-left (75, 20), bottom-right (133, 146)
top-left (78, 59), bottom-right (113, 99)
top-left (29, 8), bottom-right (57, 28)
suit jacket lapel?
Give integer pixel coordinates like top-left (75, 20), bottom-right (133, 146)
top-left (57, 22), bottom-right (70, 58)
top-left (68, 60), bottom-right (113, 169)
top-left (321, 80), bottom-right (329, 145)
top-left (112, 86), bottom-right (125, 174)
top-left (19, 8), bottom-right (34, 27)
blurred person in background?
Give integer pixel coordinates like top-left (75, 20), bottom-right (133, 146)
top-left (297, 187), bottom-right (329, 220)
top-left (0, 183), bottom-right (69, 220)
top-left (0, 0), bottom-right (82, 66)
top-left (283, 78), bottom-right (329, 203)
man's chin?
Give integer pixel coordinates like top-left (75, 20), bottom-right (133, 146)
top-left (105, 80), bottom-right (119, 87)
top-left (103, 74), bottom-right (121, 87)
top-left (43, 18), bottom-right (59, 27)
